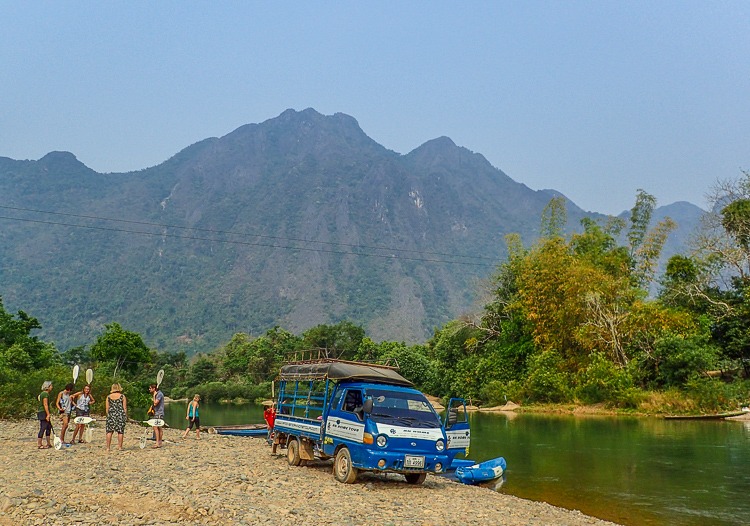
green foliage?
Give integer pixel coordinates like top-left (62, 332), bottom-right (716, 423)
top-left (574, 352), bottom-right (633, 404)
top-left (90, 322), bottom-right (151, 375)
top-left (652, 334), bottom-right (718, 388)
top-left (354, 339), bottom-right (436, 391)
top-left (302, 321), bottom-right (365, 360)
top-left (0, 296), bottom-right (59, 372)
top-left (479, 380), bottom-right (524, 406)
top-left (540, 196), bottom-right (567, 239)
top-left (523, 350), bottom-right (571, 403)
top-left (683, 377), bottom-right (749, 412)
top-left (720, 198), bottom-right (750, 250)
top-left (60, 346), bottom-right (91, 367)
top-left (219, 327), bottom-right (301, 382)
top-left (188, 354), bottom-right (217, 385)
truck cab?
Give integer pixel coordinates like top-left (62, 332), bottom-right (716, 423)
top-left (272, 359), bottom-right (470, 484)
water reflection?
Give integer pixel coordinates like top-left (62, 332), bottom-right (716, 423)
top-left (468, 412), bottom-right (750, 526)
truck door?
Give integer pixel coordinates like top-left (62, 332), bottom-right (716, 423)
top-left (443, 398), bottom-right (470, 455)
top-left (323, 387), bottom-right (366, 455)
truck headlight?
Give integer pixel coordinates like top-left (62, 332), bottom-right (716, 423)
top-left (435, 439), bottom-right (445, 451)
top-left (376, 435), bottom-right (388, 447)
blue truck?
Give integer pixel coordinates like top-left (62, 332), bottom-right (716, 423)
top-left (272, 359), bottom-right (470, 484)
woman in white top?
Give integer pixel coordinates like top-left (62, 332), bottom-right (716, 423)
top-left (70, 385), bottom-right (95, 444)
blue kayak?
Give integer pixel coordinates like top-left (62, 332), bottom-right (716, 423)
top-left (454, 456), bottom-right (507, 484)
top-left (208, 424), bottom-right (268, 437)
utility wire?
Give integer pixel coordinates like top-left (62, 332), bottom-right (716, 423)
top-left (0, 214), bottom-right (496, 268)
top-left (0, 204), bottom-right (497, 261)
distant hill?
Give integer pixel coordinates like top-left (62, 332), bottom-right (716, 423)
top-left (0, 108), bottom-right (705, 353)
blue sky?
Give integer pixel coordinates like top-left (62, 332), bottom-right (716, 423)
top-left (1, 1), bottom-right (748, 215)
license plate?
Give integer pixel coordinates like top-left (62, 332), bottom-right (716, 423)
top-left (404, 455), bottom-right (425, 468)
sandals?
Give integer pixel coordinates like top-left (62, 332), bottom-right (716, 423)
top-left (78, 440), bottom-right (85, 443)
top-left (38, 445), bottom-right (50, 449)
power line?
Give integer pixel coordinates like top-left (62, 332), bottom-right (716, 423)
top-left (0, 214), bottom-right (496, 268)
top-left (0, 204), bottom-right (497, 261)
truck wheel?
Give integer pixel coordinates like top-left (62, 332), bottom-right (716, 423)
top-left (287, 439), bottom-right (302, 466)
top-left (333, 447), bottom-right (358, 483)
top-left (404, 473), bottom-right (426, 485)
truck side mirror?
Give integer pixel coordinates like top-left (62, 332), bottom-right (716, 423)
top-left (363, 398), bottom-right (373, 414)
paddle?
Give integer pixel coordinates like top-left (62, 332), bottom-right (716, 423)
top-left (139, 418), bottom-right (165, 449)
top-left (156, 369), bottom-right (164, 388)
top-left (73, 416), bottom-right (96, 442)
top-left (73, 365), bottom-right (80, 385)
top-left (51, 424), bottom-right (62, 450)
top-left (81, 370), bottom-right (94, 442)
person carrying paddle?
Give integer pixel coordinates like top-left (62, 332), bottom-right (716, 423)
top-left (182, 394), bottom-right (201, 439)
top-left (55, 383), bottom-right (74, 445)
top-left (149, 383), bottom-right (165, 448)
top-left (36, 380), bottom-right (54, 449)
top-left (70, 385), bottom-right (95, 443)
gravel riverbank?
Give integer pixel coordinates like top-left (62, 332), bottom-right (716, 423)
top-left (0, 418), bottom-right (617, 526)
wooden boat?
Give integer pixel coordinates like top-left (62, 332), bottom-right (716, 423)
top-left (664, 411), bottom-right (748, 420)
top-left (454, 456), bottom-right (507, 485)
top-left (207, 423), bottom-right (268, 437)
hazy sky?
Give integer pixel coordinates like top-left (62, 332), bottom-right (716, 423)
top-left (2, 2), bottom-right (748, 215)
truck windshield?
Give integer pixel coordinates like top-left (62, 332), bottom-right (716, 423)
top-left (365, 388), bottom-right (442, 428)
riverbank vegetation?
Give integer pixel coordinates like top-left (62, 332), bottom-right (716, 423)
top-left (3, 177), bottom-right (750, 418)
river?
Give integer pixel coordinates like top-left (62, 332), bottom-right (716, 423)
top-left (163, 402), bottom-right (750, 526)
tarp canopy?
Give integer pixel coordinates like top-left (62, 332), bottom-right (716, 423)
top-left (279, 361), bottom-right (413, 387)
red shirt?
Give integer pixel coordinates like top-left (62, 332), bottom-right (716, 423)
top-left (263, 407), bottom-right (275, 428)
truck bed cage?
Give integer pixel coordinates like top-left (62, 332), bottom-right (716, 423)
top-left (279, 358), bottom-right (413, 387)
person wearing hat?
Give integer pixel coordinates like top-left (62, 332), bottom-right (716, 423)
top-left (182, 394), bottom-right (201, 439)
top-left (105, 383), bottom-right (128, 451)
top-left (36, 380), bottom-right (54, 449)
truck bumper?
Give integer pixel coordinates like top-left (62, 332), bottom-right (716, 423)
top-left (354, 448), bottom-right (451, 474)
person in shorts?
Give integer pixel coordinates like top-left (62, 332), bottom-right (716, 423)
top-left (55, 383), bottom-right (74, 444)
top-left (182, 394), bottom-right (201, 439)
top-left (149, 384), bottom-right (165, 448)
top-left (70, 385), bottom-right (95, 443)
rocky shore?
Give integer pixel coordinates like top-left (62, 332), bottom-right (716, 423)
top-left (0, 418), bottom-right (616, 526)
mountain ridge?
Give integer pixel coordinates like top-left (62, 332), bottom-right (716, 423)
top-left (0, 108), bottom-right (705, 353)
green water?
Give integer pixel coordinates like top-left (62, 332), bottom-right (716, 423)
top-left (163, 403), bottom-right (750, 526)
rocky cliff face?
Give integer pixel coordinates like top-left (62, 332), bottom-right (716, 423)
top-left (0, 108), bottom-right (704, 353)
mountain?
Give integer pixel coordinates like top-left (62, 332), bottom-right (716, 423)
top-left (0, 108), bottom-right (704, 353)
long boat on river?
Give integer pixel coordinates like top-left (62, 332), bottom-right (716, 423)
top-left (664, 410), bottom-right (748, 420)
top-left (206, 423), bottom-right (268, 437)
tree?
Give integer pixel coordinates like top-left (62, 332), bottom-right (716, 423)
top-left (680, 172), bottom-right (750, 374)
top-left (627, 189), bottom-right (676, 288)
top-left (89, 322), bottom-right (151, 376)
top-left (302, 321), bottom-right (365, 360)
top-left (188, 354), bottom-right (217, 385)
top-left (0, 296), bottom-right (57, 371)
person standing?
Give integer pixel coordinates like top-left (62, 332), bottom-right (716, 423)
top-left (70, 385), bottom-right (95, 443)
top-left (105, 383), bottom-right (127, 451)
top-left (36, 380), bottom-right (54, 449)
top-left (55, 383), bottom-right (74, 445)
top-left (182, 394), bottom-right (201, 439)
top-left (149, 383), bottom-right (165, 448)
top-left (263, 402), bottom-right (276, 444)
